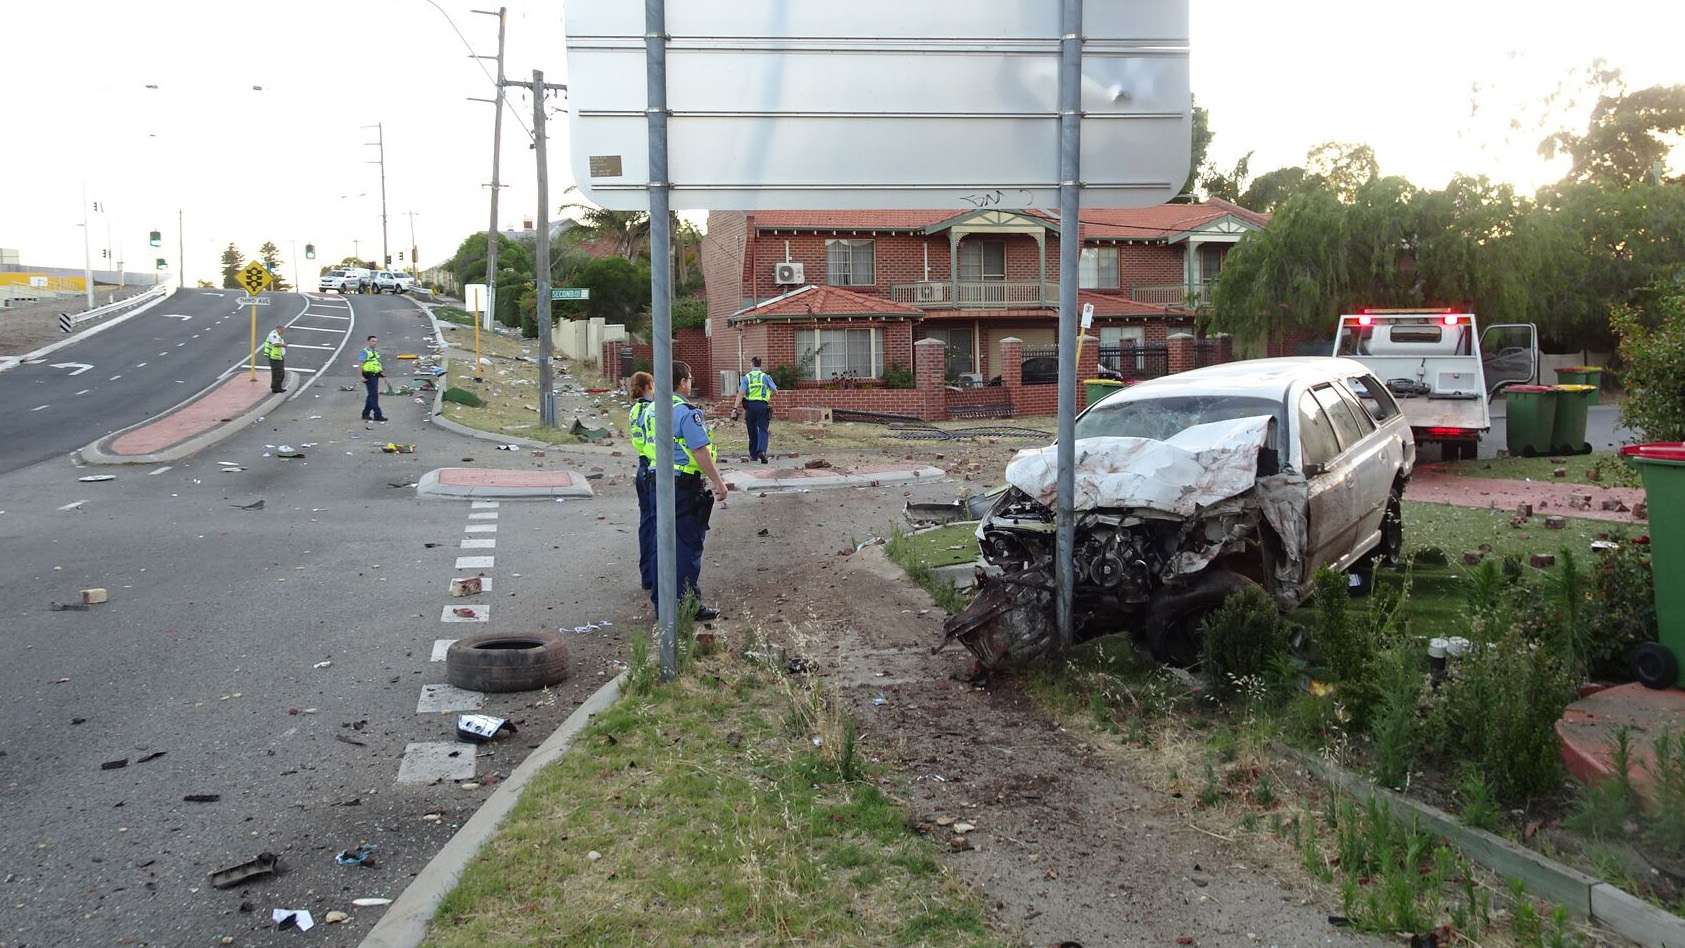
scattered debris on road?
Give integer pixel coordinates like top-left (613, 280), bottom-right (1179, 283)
top-left (208, 852), bottom-right (279, 889)
top-left (351, 897), bottom-right (391, 907)
top-left (334, 844), bottom-right (376, 867)
top-left (334, 734), bottom-right (367, 748)
top-left (456, 713), bottom-right (516, 743)
top-left (232, 500), bottom-right (265, 510)
top-left (49, 601), bottom-right (89, 612)
top-left (100, 758), bottom-right (128, 770)
top-left (273, 908), bottom-right (315, 931)
top-left (324, 910), bottom-right (351, 924)
top-left (382, 443), bottom-right (416, 454)
top-left (183, 793), bottom-right (221, 803)
top-left (313, 660), bottom-right (332, 669)
top-left (81, 587), bottom-right (108, 604)
top-left (450, 576), bottom-right (483, 597)
top-left (136, 751), bottom-right (165, 764)
top-left (77, 474), bottom-right (116, 482)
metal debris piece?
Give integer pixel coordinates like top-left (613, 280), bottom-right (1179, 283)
top-left (334, 844), bottom-right (375, 867)
top-left (208, 852), bottom-right (279, 889)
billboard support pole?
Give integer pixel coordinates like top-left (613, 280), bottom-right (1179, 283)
top-left (647, 0), bottom-right (679, 680)
top-left (1054, 0), bottom-right (1082, 651)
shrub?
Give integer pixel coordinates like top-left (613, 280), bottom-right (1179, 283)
top-left (1612, 288), bottom-right (1685, 441)
top-left (1199, 586), bottom-right (1291, 699)
top-left (442, 387), bottom-right (484, 407)
top-left (1428, 628), bottom-right (1576, 806)
top-left (1369, 642), bottom-right (1426, 788)
top-left (1454, 766), bottom-right (1502, 832)
top-left (1582, 539), bottom-right (1657, 681)
top-left (672, 295), bottom-right (708, 329)
top-left (1304, 568), bottom-right (1400, 725)
top-left (768, 363), bottom-right (801, 390)
top-left (882, 362), bottom-right (915, 389)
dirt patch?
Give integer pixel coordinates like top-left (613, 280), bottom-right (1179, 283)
top-left (700, 483), bottom-right (1377, 945)
top-left (1407, 468), bottom-right (1647, 524)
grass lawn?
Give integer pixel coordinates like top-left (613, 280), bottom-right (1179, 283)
top-left (424, 646), bottom-right (999, 947)
top-left (1375, 500), bottom-right (1621, 636)
top-left (708, 416), bottom-right (1053, 457)
top-left (889, 522), bottom-right (981, 569)
top-left (433, 305), bottom-right (474, 327)
top-left (435, 323), bottom-right (611, 446)
top-left (1428, 451), bottom-right (1640, 488)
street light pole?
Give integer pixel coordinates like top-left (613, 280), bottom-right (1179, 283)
top-left (177, 208), bottom-right (184, 289)
top-left (80, 183), bottom-right (95, 309)
top-left (647, 0), bottom-right (679, 678)
top-left (472, 6), bottom-right (507, 333)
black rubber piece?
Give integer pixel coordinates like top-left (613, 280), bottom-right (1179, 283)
top-left (1146, 570), bottom-right (1260, 667)
top-left (1634, 642), bottom-right (1679, 691)
top-left (446, 633), bottom-right (571, 693)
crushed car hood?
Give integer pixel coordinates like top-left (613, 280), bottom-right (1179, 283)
top-left (1003, 415), bottom-right (1275, 517)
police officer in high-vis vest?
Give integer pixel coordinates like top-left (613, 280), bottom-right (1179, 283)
top-left (649, 360), bottom-right (729, 621)
top-left (358, 334), bottom-right (387, 426)
top-left (626, 370), bottom-right (657, 592)
top-left (731, 355), bottom-right (778, 463)
top-left (263, 325), bottom-right (287, 393)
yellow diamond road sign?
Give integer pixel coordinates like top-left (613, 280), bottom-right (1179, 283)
top-left (237, 261), bottom-right (273, 296)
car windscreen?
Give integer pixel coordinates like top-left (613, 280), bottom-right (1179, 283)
top-left (1075, 394), bottom-right (1283, 443)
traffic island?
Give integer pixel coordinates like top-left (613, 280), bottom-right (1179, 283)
top-left (724, 461), bottom-right (945, 494)
top-left (415, 467), bottom-right (596, 499)
top-left (78, 371), bottom-right (297, 465)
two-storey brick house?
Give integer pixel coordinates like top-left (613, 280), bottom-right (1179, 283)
top-left (700, 200), bottom-right (1266, 395)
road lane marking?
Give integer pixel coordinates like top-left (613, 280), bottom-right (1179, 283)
top-left (298, 313), bottom-right (351, 321)
top-left (454, 555), bottom-right (494, 569)
top-left (430, 639), bottom-right (458, 661)
top-left (58, 499), bottom-right (86, 510)
top-left (74, 389), bottom-right (90, 396)
top-left (440, 604), bottom-right (489, 622)
top-left (470, 500), bottom-right (499, 509)
top-left (416, 684), bottom-right (484, 714)
top-left (288, 325), bottom-right (341, 333)
top-left (460, 538), bottom-right (495, 549)
top-left (148, 466), bottom-right (173, 476)
top-left (51, 362), bottom-right (94, 375)
top-left (468, 511), bottom-right (498, 520)
top-left (396, 741), bottom-right (476, 783)
top-left (108, 374), bottom-right (121, 381)
top-left (135, 362), bottom-right (147, 367)
top-left (464, 523), bottom-right (498, 533)
top-left (284, 343), bottom-right (334, 350)
top-left (31, 404), bottom-right (49, 411)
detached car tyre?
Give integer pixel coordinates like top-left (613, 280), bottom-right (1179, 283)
top-left (1633, 642), bottom-right (1679, 691)
top-left (446, 632), bottom-right (570, 692)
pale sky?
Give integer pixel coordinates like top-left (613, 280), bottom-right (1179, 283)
top-left (1, 1), bottom-right (1679, 287)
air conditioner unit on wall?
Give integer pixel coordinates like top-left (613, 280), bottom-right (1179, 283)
top-left (773, 261), bottom-right (805, 285)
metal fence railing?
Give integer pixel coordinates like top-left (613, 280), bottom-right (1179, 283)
top-left (1097, 343), bottom-right (1170, 380)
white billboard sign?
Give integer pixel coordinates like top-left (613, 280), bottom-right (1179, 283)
top-left (563, 0), bottom-right (1190, 211)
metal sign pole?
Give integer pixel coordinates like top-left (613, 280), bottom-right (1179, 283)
top-left (532, 69), bottom-right (557, 429)
top-left (1054, 0), bottom-right (1083, 650)
top-left (647, 0), bottom-right (679, 679)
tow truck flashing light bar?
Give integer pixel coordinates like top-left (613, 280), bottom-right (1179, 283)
top-left (1347, 312), bottom-right (1472, 327)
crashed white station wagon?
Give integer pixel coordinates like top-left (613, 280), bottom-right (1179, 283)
top-left (941, 357), bottom-right (1415, 670)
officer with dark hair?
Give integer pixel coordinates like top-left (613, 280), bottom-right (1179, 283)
top-left (626, 370), bottom-right (657, 592)
top-left (649, 360), bottom-right (729, 621)
top-left (731, 355), bottom-right (777, 463)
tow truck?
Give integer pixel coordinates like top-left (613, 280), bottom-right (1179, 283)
top-left (1333, 309), bottom-right (1539, 460)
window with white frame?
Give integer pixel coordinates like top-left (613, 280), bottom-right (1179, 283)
top-left (958, 241), bottom-right (1006, 282)
top-left (1079, 247), bottom-right (1119, 288)
top-left (796, 327), bottom-right (883, 380)
top-left (825, 239), bottom-right (875, 286)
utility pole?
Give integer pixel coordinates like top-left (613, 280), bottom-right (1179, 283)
top-left (1053, 0), bottom-right (1083, 650)
top-left (363, 123), bottom-right (389, 267)
top-left (404, 211), bottom-right (421, 280)
top-left (508, 70), bottom-right (567, 428)
top-left (81, 184), bottom-right (95, 309)
top-left (647, 0), bottom-right (678, 678)
top-left (177, 208), bottom-right (184, 289)
top-left (471, 6), bottom-right (507, 332)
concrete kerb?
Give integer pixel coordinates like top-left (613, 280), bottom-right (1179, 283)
top-left (76, 370), bottom-right (300, 465)
top-left (0, 284), bottom-right (171, 374)
top-left (414, 467), bottom-right (597, 499)
top-left (1281, 745), bottom-right (1685, 943)
top-left (357, 671), bottom-right (627, 948)
top-left (726, 465), bottom-right (946, 493)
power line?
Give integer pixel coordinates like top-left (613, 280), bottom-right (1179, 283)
top-left (420, 0), bottom-right (534, 142)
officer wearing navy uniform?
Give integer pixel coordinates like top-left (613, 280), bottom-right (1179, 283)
top-left (358, 335), bottom-right (387, 427)
top-left (263, 325), bottom-right (287, 393)
top-left (645, 360), bottom-right (729, 621)
top-left (731, 356), bottom-right (777, 463)
top-left (626, 370), bottom-right (657, 591)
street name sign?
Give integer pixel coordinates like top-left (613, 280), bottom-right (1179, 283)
top-left (550, 287), bottom-right (590, 301)
top-left (563, 0), bottom-right (1190, 210)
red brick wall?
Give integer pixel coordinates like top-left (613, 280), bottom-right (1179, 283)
top-left (599, 327), bottom-right (710, 397)
top-left (1167, 333), bottom-right (1196, 374)
top-left (1117, 244), bottom-right (1186, 295)
top-left (702, 211), bottom-right (750, 383)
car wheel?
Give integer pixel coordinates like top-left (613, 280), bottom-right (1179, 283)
top-left (446, 632), bottom-right (571, 692)
top-left (1376, 485), bottom-right (1404, 566)
top-left (1634, 643), bottom-right (1679, 690)
top-left (1145, 570), bottom-right (1258, 667)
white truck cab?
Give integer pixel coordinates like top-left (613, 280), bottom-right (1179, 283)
top-left (1334, 309), bottom-right (1538, 460)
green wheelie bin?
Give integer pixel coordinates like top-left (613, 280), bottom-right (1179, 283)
top-left (1503, 385), bottom-right (1557, 457)
top-left (1620, 442), bottom-right (1685, 688)
top-left (1550, 384), bottom-right (1597, 455)
top-left (1083, 378), bottom-right (1124, 408)
top-left (1556, 365), bottom-right (1603, 388)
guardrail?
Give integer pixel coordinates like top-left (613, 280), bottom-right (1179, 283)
top-left (57, 283), bottom-right (170, 333)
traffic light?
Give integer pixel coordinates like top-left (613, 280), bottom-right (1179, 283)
top-left (304, 243), bottom-right (316, 260)
top-left (398, 251), bottom-right (404, 262)
top-left (155, 258), bottom-right (167, 270)
top-left (385, 254), bottom-right (392, 265)
top-left (149, 230), bottom-right (161, 247)
top-left (100, 248), bottom-right (109, 259)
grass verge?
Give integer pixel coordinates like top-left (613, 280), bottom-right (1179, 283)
top-left (424, 637), bottom-right (998, 947)
top-left (434, 323), bottom-right (617, 446)
top-left (707, 416), bottom-right (1052, 458)
top-left (884, 524), bottom-right (977, 614)
top-left (1428, 451), bottom-right (1640, 488)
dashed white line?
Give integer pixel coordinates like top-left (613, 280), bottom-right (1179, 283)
top-left (31, 404), bottom-right (49, 411)
top-left (416, 684), bottom-right (484, 714)
top-left (454, 555), bottom-right (494, 569)
top-left (470, 500), bottom-right (500, 509)
top-left (299, 313), bottom-right (351, 321)
top-left (467, 511), bottom-right (498, 520)
top-left (464, 523), bottom-right (498, 533)
top-left (440, 604), bottom-right (489, 622)
top-left (289, 325), bottom-right (341, 333)
top-left (74, 389), bottom-right (90, 396)
top-left (58, 499), bottom-right (86, 511)
top-left (430, 639), bottom-right (458, 661)
top-left (108, 374), bottom-right (122, 381)
top-left (460, 538), bottom-right (496, 549)
top-left (148, 465), bottom-right (173, 476)
top-left (135, 362), bottom-right (147, 368)
top-left (284, 343), bottom-right (334, 350)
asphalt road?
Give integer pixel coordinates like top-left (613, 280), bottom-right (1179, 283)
top-left (0, 289), bottom-right (360, 476)
top-left (0, 293), bottom-right (647, 946)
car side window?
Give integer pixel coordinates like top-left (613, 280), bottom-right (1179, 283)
top-left (1312, 384), bottom-right (1368, 449)
top-left (1297, 392), bottom-right (1341, 470)
top-left (1344, 373), bottom-right (1400, 422)
top-left (1330, 383), bottom-right (1376, 434)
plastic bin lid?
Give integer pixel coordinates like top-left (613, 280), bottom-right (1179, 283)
top-left (1621, 443), bottom-right (1685, 463)
top-left (1558, 365), bottom-right (1602, 372)
top-left (1552, 384), bottom-right (1597, 392)
top-left (1084, 379), bottom-right (1124, 386)
top-left (1506, 384), bottom-right (1553, 393)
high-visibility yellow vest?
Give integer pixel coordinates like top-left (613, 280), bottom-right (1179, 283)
top-left (669, 395), bottom-right (716, 475)
top-left (360, 347), bottom-right (382, 374)
top-left (744, 368), bottom-right (771, 402)
top-left (263, 335), bottom-right (285, 361)
top-left (628, 399), bottom-right (656, 463)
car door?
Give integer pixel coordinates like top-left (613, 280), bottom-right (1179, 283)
top-left (1314, 382), bottom-right (1394, 559)
top-left (1297, 389), bottom-right (1352, 574)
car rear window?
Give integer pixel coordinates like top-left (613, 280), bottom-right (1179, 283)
top-left (1076, 394), bottom-right (1281, 443)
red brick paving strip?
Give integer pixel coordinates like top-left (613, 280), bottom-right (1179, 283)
top-left (1405, 469), bottom-right (1646, 524)
top-left (435, 469), bottom-right (581, 489)
top-left (108, 375), bottom-right (274, 456)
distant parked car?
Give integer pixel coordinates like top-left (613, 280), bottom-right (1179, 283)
top-left (373, 271), bottom-right (408, 294)
top-left (319, 269), bottom-right (350, 292)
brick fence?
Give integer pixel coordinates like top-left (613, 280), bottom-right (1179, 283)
top-left (606, 329), bottom-right (1234, 420)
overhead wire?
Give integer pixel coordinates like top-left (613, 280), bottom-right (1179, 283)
top-left (419, 0), bottom-right (536, 143)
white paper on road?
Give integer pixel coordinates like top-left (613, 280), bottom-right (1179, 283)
top-left (272, 908), bottom-right (314, 931)
top-left (1005, 416), bottom-right (1274, 516)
